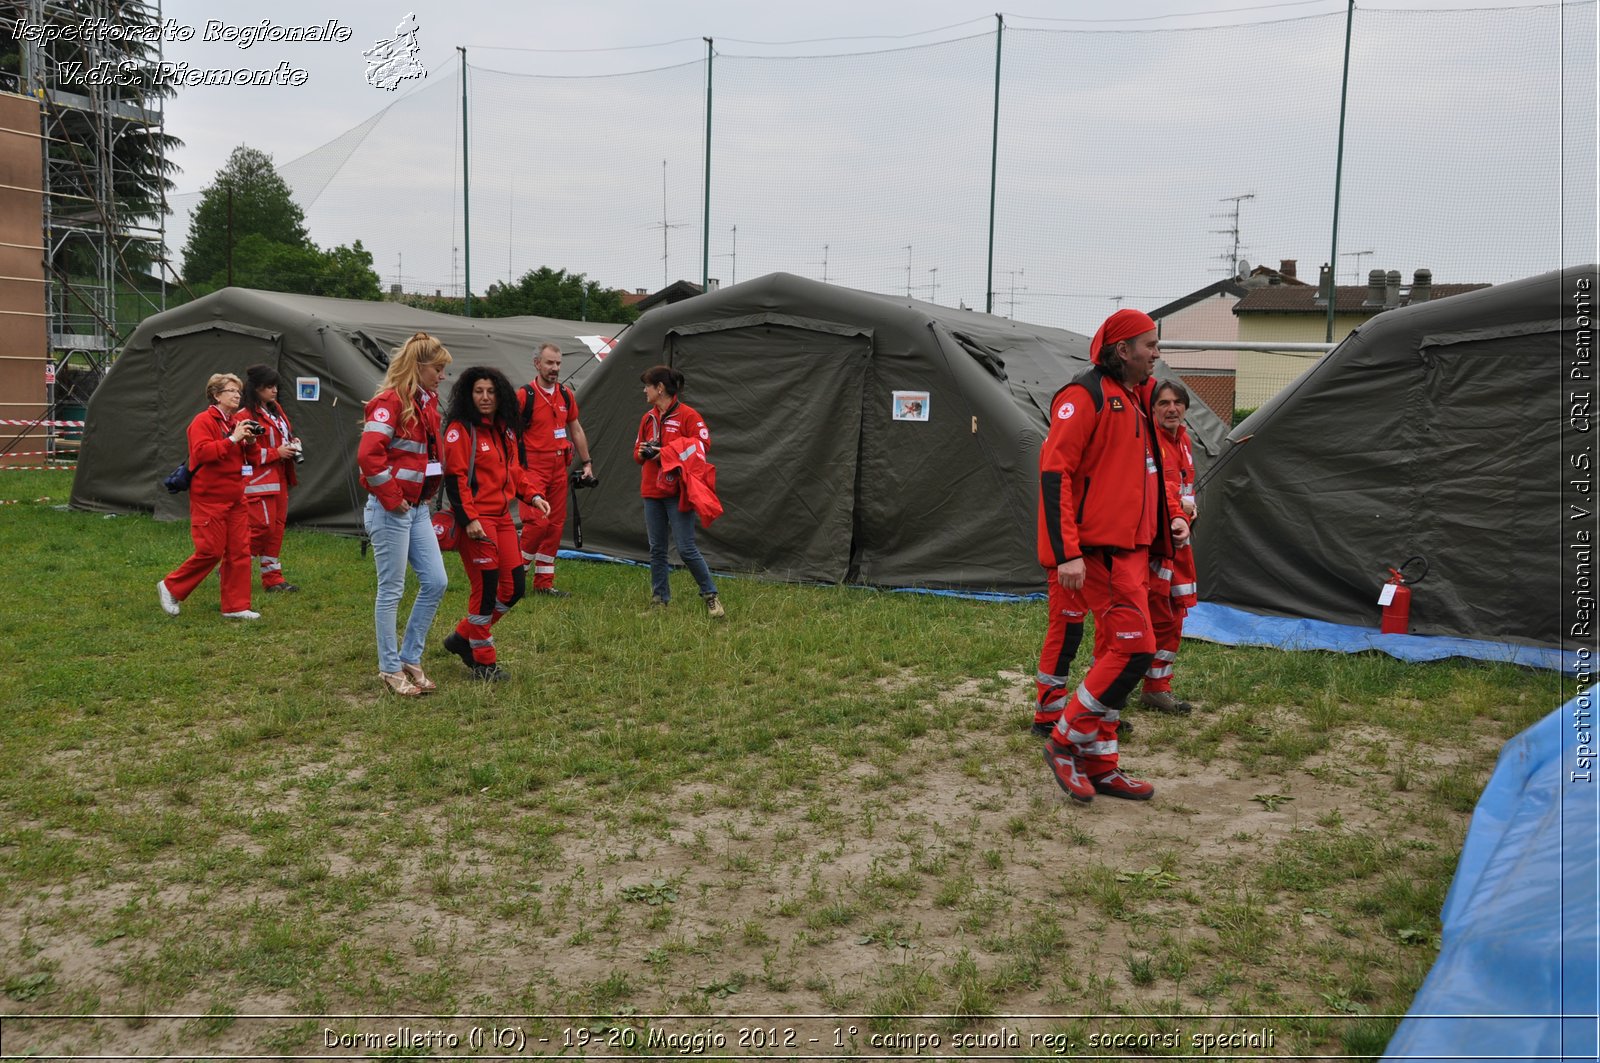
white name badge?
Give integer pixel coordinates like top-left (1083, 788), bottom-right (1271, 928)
top-left (240, 464), bottom-right (253, 476)
top-left (554, 427), bottom-right (568, 440)
top-left (425, 461), bottom-right (443, 476)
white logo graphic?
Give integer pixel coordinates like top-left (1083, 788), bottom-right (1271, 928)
top-left (364, 13), bottom-right (426, 91)
top-left (445, 427), bottom-right (459, 443)
top-left (373, 406), bottom-right (391, 422)
top-left (1057, 402), bottom-right (1075, 420)
top-left (698, 426), bottom-right (709, 440)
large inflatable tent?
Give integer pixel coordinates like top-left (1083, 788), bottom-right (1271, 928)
top-left (69, 287), bottom-right (621, 532)
top-left (571, 272), bottom-right (1227, 594)
top-left (1196, 264), bottom-right (1594, 656)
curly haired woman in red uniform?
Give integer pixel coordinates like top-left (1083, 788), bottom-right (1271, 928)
top-left (439, 366), bottom-right (550, 681)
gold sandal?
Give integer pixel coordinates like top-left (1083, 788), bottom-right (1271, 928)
top-left (379, 670), bottom-right (422, 697)
top-left (401, 662), bottom-right (437, 693)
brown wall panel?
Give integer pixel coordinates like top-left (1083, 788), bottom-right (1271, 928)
top-left (0, 91), bottom-right (46, 440)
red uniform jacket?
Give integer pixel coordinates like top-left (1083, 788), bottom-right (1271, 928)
top-left (519, 381), bottom-right (579, 460)
top-left (1036, 366), bottom-right (1172, 567)
top-left (186, 405), bottom-right (247, 506)
top-left (442, 417), bottom-right (539, 522)
top-left (358, 387), bottom-right (443, 510)
top-left (241, 402), bottom-right (296, 499)
top-left (657, 435), bottom-right (723, 526)
top-left (1155, 423), bottom-right (1195, 522)
top-left (635, 401), bottom-right (709, 500)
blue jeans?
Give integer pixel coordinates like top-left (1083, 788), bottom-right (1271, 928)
top-left (364, 497), bottom-right (449, 673)
top-left (643, 496), bottom-right (716, 603)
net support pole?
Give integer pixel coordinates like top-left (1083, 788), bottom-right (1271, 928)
top-left (702, 37), bottom-right (714, 291)
top-left (1324, 1), bottom-right (1353, 343)
top-left (985, 13), bottom-right (1004, 315)
top-left (460, 46), bottom-right (473, 317)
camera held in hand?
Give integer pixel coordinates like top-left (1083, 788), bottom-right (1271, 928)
top-left (638, 444), bottom-right (660, 462)
top-left (571, 466), bottom-right (599, 489)
top-left (241, 420), bottom-right (266, 437)
top-left (288, 438), bottom-right (306, 464)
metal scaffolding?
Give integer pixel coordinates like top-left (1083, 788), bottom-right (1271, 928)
top-left (18, 0), bottom-right (169, 398)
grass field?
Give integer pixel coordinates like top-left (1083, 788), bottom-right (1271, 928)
top-left (0, 469), bottom-right (1568, 1059)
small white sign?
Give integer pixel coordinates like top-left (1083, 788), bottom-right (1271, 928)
top-left (892, 390), bottom-right (930, 422)
top-left (296, 376), bottom-right (321, 402)
top-left (1377, 583), bottom-right (1397, 606)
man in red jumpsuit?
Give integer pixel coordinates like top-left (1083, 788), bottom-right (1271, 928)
top-left (1142, 380), bottom-right (1200, 715)
top-left (1036, 308), bottom-right (1188, 803)
top-left (518, 343), bottom-right (594, 597)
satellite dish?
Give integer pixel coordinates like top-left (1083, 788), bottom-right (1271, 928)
top-left (1237, 258), bottom-right (1251, 278)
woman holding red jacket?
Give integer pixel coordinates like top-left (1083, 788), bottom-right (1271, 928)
top-left (240, 364), bottom-right (302, 593)
top-left (157, 372), bottom-right (262, 620)
top-left (439, 367), bottom-right (550, 681)
top-left (635, 365), bottom-right (723, 617)
top-left (359, 332), bottom-right (452, 697)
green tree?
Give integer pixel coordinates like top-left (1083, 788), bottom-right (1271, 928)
top-left (181, 146), bottom-right (309, 286)
top-left (180, 145), bottom-right (381, 299)
top-left (480, 266), bottom-right (638, 323)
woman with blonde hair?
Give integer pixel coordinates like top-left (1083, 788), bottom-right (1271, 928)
top-left (157, 372), bottom-right (263, 619)
top-left (358, 332), bottom-right (452, 695)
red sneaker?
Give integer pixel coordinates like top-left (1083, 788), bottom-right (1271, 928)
top-left (1090, 768), bottom-right (1155, 801)
top-left (1043, 738), bottom-right (1095, 804)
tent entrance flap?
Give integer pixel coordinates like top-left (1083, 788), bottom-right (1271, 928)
top-left (667, 322), bottom-right (871, 583)
top-left (151, 327), bottom-right (281, 524)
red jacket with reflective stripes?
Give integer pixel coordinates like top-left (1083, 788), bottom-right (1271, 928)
top-left (358, 387), bottom-right (443, 510)
top-left (1036, 366), bottom-right (1171, 567)
top-left (635, 401), bottom-right (709, 500)
top-left (1155, 423), bottom-right (1195, 521)
top-left (442, 417), bottom-right (538, 522)
top-left (241, 403), bottom-right (296, 498)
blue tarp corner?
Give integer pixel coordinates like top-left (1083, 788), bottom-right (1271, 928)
top-left (1383, 686), bottom-right (1600, 1062)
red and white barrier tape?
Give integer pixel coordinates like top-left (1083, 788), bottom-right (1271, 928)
top-left (0, 465), bottom-right (77, 471)
top-left (0, 418), bottom-right (86, 427)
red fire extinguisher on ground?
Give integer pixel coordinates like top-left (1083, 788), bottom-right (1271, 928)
top-left (1379, 555), bottom-right (1428, 634)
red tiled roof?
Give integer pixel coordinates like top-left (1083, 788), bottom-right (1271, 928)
top-left (1234, 283), bottom-right (1489, 315)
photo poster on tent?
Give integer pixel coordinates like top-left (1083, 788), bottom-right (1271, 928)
top-left (892, 390), bottom-right (930, 422)
top-left (296, 377), bottom-right (321, 402)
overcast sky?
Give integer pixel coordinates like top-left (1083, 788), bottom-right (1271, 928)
top-left (150, 0), bottom-right (1594, 331)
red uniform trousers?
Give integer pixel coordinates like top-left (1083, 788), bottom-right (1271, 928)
top-left (1034, 579), bottom-right (1087, 728)
top-left (245, 491), bottom-right (289, 589)
top-left (165, 497), bottom-right (252, 613)
top-left (456, 512), bottom-right (525, 665)
top-left (518, 448), bottom-right (569, 589)
top-left (1053, 546), bottom-right (1155, 776)
top-left (1144, 545), bottom-right (1195, 694)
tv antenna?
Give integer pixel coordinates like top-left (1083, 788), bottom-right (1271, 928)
top-left (1004, 268), bottom-right (1027, 319)
top-left (1340, 248), bottom-right (1374, 285)
top-left (1212, 192), bottom-right (1255, 276)
top-left (657, 161), bottom-right (690, 287)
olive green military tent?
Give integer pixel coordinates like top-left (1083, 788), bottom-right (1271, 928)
top-left (572, 272), bottom-right (1227, 594)
top-left (1197, 263), bottom-right (1593, 651)
top-left (69, 287), bottom-right (620, 530)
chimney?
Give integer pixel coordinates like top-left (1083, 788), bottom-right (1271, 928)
top-left (1385, 269), bottom-right (1403, 308)
top-left (1365, 269), bottom-right (1387, 306)
top-left (1279, 259), bottom-right (1297, 281)
top-left (636, 288), bottom-right (647, 295)
top-left (435, 289), bottom-right (442, 297)
top-left (1315, 263), bottom-right (1332, 305)
top-left (1410, 268), bottom-right (1433, 304)
top-left (706, 277), bottom-right (720, 291)
top-left (388, 283), bottom-right (402, 297)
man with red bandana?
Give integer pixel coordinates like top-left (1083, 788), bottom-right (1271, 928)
top-left (1036, 308), bottom-right (1188, 803)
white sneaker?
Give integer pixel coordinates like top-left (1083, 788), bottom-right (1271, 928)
top-left (222, 609), bottom-right (261, 620)
top-left (157, 580), bottom-right (180, 616)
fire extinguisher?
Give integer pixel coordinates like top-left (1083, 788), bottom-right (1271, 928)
top-left (1379, 555), bottom-right (1428, 634)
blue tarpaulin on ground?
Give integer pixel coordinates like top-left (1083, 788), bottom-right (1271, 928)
top-left (1382, 688), bottom-right (1599, 1062)
top-left (1183, 602), bottom-right (1578, 674)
